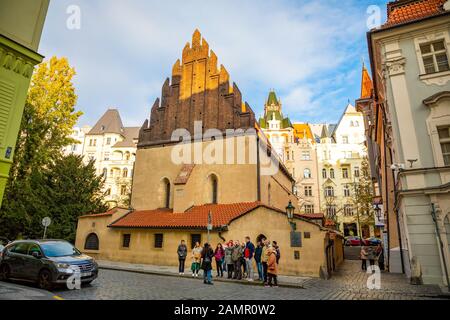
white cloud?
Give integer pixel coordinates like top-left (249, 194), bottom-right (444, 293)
top-left (39, 0), bottom-right (374, 127)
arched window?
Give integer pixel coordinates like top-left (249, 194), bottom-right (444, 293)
top-left (102, 168), bottom-right (107, 178)
top-left (84, 233), bottom-right (99, 250)
top-left (207, 174), bottom-right (218, 204)
top-left (160, 178), bottom-right (171, 209)
top-left (124, 152), bottom-right (131, 161)
top-left (303, 168), bottom-right (312, 179)
top-left (330, 168), bottom-right (335, 179)
top-left (212, 177), bottom-right (218, 204)
top-left (122, 168), bottom-right (128, 178)
top-left (322, 169), bottom-right (327, 179)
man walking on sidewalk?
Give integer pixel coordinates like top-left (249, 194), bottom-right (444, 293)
top-left (244, 236), bottom-right (255, 281)
top-left (177, 240), bottom-right (188, 275)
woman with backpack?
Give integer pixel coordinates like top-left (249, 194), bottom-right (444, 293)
top-left (201, 243), bottom-right (214, 285)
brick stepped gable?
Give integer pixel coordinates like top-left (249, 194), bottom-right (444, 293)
top-left (138, 29), bottom-right (256, 148)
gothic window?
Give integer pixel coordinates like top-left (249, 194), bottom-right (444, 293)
top-left (84, 233), bottom-right (99, 250)
top-left (322, 169), bottom-right (327, 179)
top-left (330, 168), bottom-right (335, 179)
top-left (160, 178), bottom-right (171, 209)
top-left (209, 174), bottom-right (219, 204)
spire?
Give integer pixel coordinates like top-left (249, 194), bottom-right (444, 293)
top-left (267, 90), bottom-right (279, 106)
top-left (360, 64), bottom-right (373, 99)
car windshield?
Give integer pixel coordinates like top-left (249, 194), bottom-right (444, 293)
top-left (40, 242), bottom-right (81, 257)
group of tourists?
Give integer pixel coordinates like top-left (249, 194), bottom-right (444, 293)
top-left (176, 236), bottom-right (280, 287)
top-left (360, 243), bottom-right (385, 271)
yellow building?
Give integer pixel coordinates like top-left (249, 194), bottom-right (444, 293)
top-left (75, 30), bottom-right (343, 278)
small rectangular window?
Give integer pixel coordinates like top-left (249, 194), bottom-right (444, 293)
top-left (154, 234), bottom-right (163, 248)
top-left (122, 234), bottom-right (131, 248)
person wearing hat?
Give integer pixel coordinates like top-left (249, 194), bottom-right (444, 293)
top-left (266, 247), bottom-right (278, 287)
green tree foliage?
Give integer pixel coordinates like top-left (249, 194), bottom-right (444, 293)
top-left (352, 157), bottom-right (375, 234)
top-left (0, 57), bottom-right (107, 242)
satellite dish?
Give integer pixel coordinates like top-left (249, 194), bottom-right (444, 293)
top-left (42, 217), bottom-right (51, 227)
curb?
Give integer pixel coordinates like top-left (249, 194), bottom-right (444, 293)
top-left (98, 265), bottom-right (305, 289)
top-left (0, 280), bottom-right (60, 300)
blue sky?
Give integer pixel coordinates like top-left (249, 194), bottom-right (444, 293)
top-left (39, 0), bottom-right (388, 127)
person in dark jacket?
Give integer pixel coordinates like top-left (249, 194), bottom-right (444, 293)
top-left (272, 241), bottom-right (280, 264)
top-left (177, 240), bottom-right (188, 275)
top-left (231, 241), bottom-right (243, 280)
top-left (201, 243), bottom-right (214, 285)
top-left (376, 243), bottom-right (385, 271)
top-left (254, 241), bottom-right (263, 281)
top-left (244, 236), bottom-right (255, 281)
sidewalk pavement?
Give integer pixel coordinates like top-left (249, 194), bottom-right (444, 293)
top-left (97, 259), bottom-right (450, 298)
top-left (0, 281), bottom-right (60, 300)
top-left (97, 260), bottom-right (311, 289)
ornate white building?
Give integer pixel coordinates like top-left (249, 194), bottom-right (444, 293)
top-left (82, 109), bottom-right (139, 207)
top-left (315, 104), bottom-right (370, 237)
top-left (62, 125), bottom-right (91, 157)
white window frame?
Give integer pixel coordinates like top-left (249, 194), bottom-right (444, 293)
top-left (414, 31), bottom-right (450, 85)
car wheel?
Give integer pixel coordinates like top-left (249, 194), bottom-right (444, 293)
top-left (0, 264), bottom-right (10, 281)
top-left (38, 270), bottom-right (53, 290)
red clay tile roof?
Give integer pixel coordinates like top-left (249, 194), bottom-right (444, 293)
top-left (384, 0), bottom-right (447, 27)
top-left (324, 219), bottom-right (336, 227)
top-left (79, 208), bottom-right (127, 219)
top-left (108, 202), bottom-right (262, 229)
top-left (299, 213), bottom-right (324, 220)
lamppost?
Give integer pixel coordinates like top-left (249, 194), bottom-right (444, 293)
top-left (286, 201), bottom-right (296, 231)
top-left (374, 203), bottom-right (382, 222)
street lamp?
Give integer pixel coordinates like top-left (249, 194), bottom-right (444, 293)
top-left (286, 201), bottom-right (296, 231)
top-left (374, 203), bottom-right (382, 221)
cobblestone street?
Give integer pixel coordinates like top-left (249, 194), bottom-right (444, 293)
top-left (50, 261), bottom-right (447, 300)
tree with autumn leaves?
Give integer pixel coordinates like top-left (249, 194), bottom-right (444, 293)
top-left (0, 57), bottom-right (107, 242)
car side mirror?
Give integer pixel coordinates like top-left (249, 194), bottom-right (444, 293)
top-left (32, 251), bottom-right (42, 259)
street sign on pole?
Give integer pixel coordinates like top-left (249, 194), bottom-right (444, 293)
top-left (42, 217), bottom-right (51, 239)
top-left (207, 211), bottom-right (212, 244)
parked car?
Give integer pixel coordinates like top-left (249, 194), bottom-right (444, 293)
top-left (344, 236), bottom-right (369, 246)
top-left (0, 239), bottom-right (98, 290)
top-left (365, 237), bottom-right (382, 246)
top-left (0, 237), bottom-right (10, 253)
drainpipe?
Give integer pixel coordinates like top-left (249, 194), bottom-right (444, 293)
top-left (257, 135), bottom-right (261, 202)
top-left (431, 203), bottom-right (450, 292)
top-left (391, 165), bottom-right (405, 274)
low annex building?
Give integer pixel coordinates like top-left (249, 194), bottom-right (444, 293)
top-left (75, 30), bottom-right (343, 278)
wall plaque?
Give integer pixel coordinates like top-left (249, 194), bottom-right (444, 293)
top-left (290, 231), bottom-right (302, 247)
